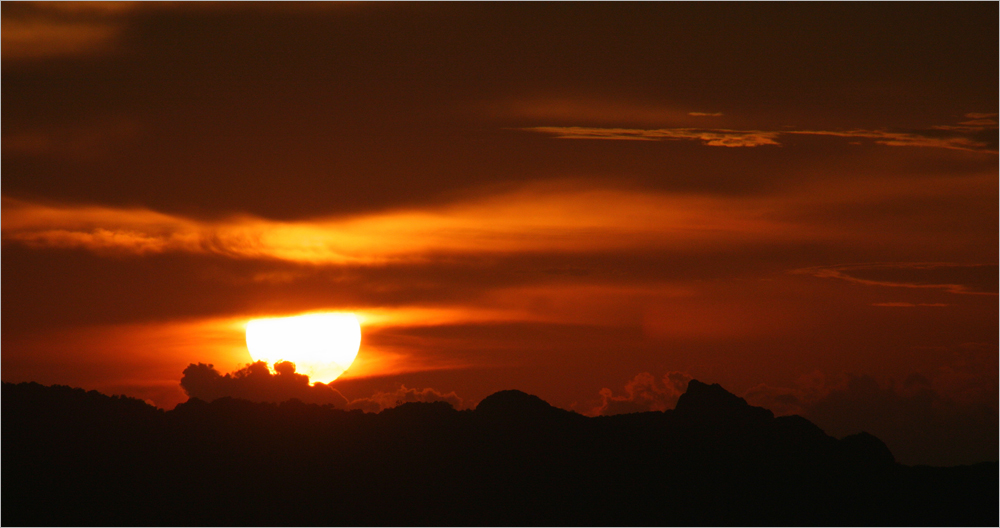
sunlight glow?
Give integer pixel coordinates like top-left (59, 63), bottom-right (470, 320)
top-left (245, 313), bottom-right (361, 384)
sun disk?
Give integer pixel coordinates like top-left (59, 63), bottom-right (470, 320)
top-left (245, 313), bottom-right (361, 384)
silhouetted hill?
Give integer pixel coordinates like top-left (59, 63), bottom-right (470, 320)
top-left (675, 379), bottom-right (775, 423)
top-left (475, 389), bottom-right (585, 426)
top-left (3, 380), bottom-right (996, 526)
top-left (476, 389), bottom-right (559, 416)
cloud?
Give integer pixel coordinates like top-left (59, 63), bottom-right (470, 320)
top-left (596, 358), bottom-right (998, 465)
top-left (803, 374), bottom-right (998, 466)
top-left (871, 302), bottom-right (949, 307)
top-left (743, 351), bottom-right (999, 467)
top-left (180, 361), bottom-right (350, 407)
top-left (0, 2), bottom-right (138, 60)
top-left (742, 370), bottom-right (830, 417)
top-left (592, 371), bottom-right (691, 416)
top-left (1, 18), bottom-right (121, 60)
top-left (1, 2), bottom-right (362, 61)
top-left (346, 385), bottom-right (465, 413)
top-left (1, 312), bottom-right (477, 410)
top-left (785, 129), bottom-right (996, 153)
top-left (180, 360), bottom-right (466, 413)
top-left (794, 263), bottom-right (998, 296)
top-left (524, 126), bottom-right (781, 147)
top-left (524, 115), bottom-right (999, 152)
top-left (938, 113), bottom-right (1000, 130)
top-left (0, 184), bottom-right (826, 264)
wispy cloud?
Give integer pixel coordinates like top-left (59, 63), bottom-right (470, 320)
top-left (784, 129), bottom-right (995, 152)
top-left (795, 263), bottom-right (998, 296)
top-left (962, 113), bottom-right (998, 120)
top-left (871, 302), bottom-right (950, 307)
top-left (524, 126), bottom-right (780, 147)
top-left (525, 114), bottom-right (998, 152)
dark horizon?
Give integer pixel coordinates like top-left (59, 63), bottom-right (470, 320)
top-left (5, 377), bottom-right (998, 526)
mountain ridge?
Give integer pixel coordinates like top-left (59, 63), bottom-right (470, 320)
top-left (3, 379), bottom-right (996, 526)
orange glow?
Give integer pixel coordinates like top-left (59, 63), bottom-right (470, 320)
top-left (0, 317), bottom-right (253, 409)
top-left (8, 173), bottom-right (992, 267)
top-left (245, 313), bottom-right (361, 384)
top-left (0, 186), bottom-right (829, 264)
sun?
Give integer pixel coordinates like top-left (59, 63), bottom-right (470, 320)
top-left (245, 312), bottom-right (361, 384)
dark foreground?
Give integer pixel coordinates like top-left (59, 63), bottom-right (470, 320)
top-left (3, 380), bottom-right (996, 526)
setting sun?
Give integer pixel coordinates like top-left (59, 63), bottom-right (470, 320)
top-left (245, 313), bottom-right (361, 384)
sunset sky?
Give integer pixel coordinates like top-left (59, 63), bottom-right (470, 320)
top-left (3, 2), bottom-right (997, 466)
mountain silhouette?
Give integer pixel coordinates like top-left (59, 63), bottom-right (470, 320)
top-left (476, 388), bottom-right (557, 415)
top-left (675, 379), bottom-right (774, 421)
top-left (3, 379), bottom-right (995, 526)
top-left (475, 389), bottom-right (585, 425)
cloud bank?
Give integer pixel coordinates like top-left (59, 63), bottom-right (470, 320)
top-left (744, 370), bottom-right (998, 466)
top-left (598, 341), bottom-right (997, 466)
top-left (0, 187), bottom-right (822, 264)
top-left (180, 361), bottom-right (465, 412)
top-left (181, 361), bottom-right (350, 407)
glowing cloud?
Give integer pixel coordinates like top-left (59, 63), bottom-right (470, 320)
top-left (1, 187), bottom-right (826, 264)
top-left (525, 115), bottom-right (999, 152)
top-left (524, 126), bottom-right (781, 147)
top-left (795, 263), bottom-right (998, 296)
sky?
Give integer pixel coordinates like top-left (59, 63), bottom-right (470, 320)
top-left (2, 2), bottom-right (997, 466)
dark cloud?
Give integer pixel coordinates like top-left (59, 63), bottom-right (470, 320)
top-left (3, 3), bottom-right (996, 219)
top-left (1, 238), bottom-right (848, 336)
top-left (180, 361), bottom-right (465, 413)
top-left (180, 361), bottom-right (349, 408)
top-left (744, 361), bottom-right (999, 467)
top-left (805, 374), bottom-right (998, 467)
top-left (600, 352), bottom-right (998, 466)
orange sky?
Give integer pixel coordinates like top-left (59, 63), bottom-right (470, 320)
top-left (2, 3), bottom-right (997, 466)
